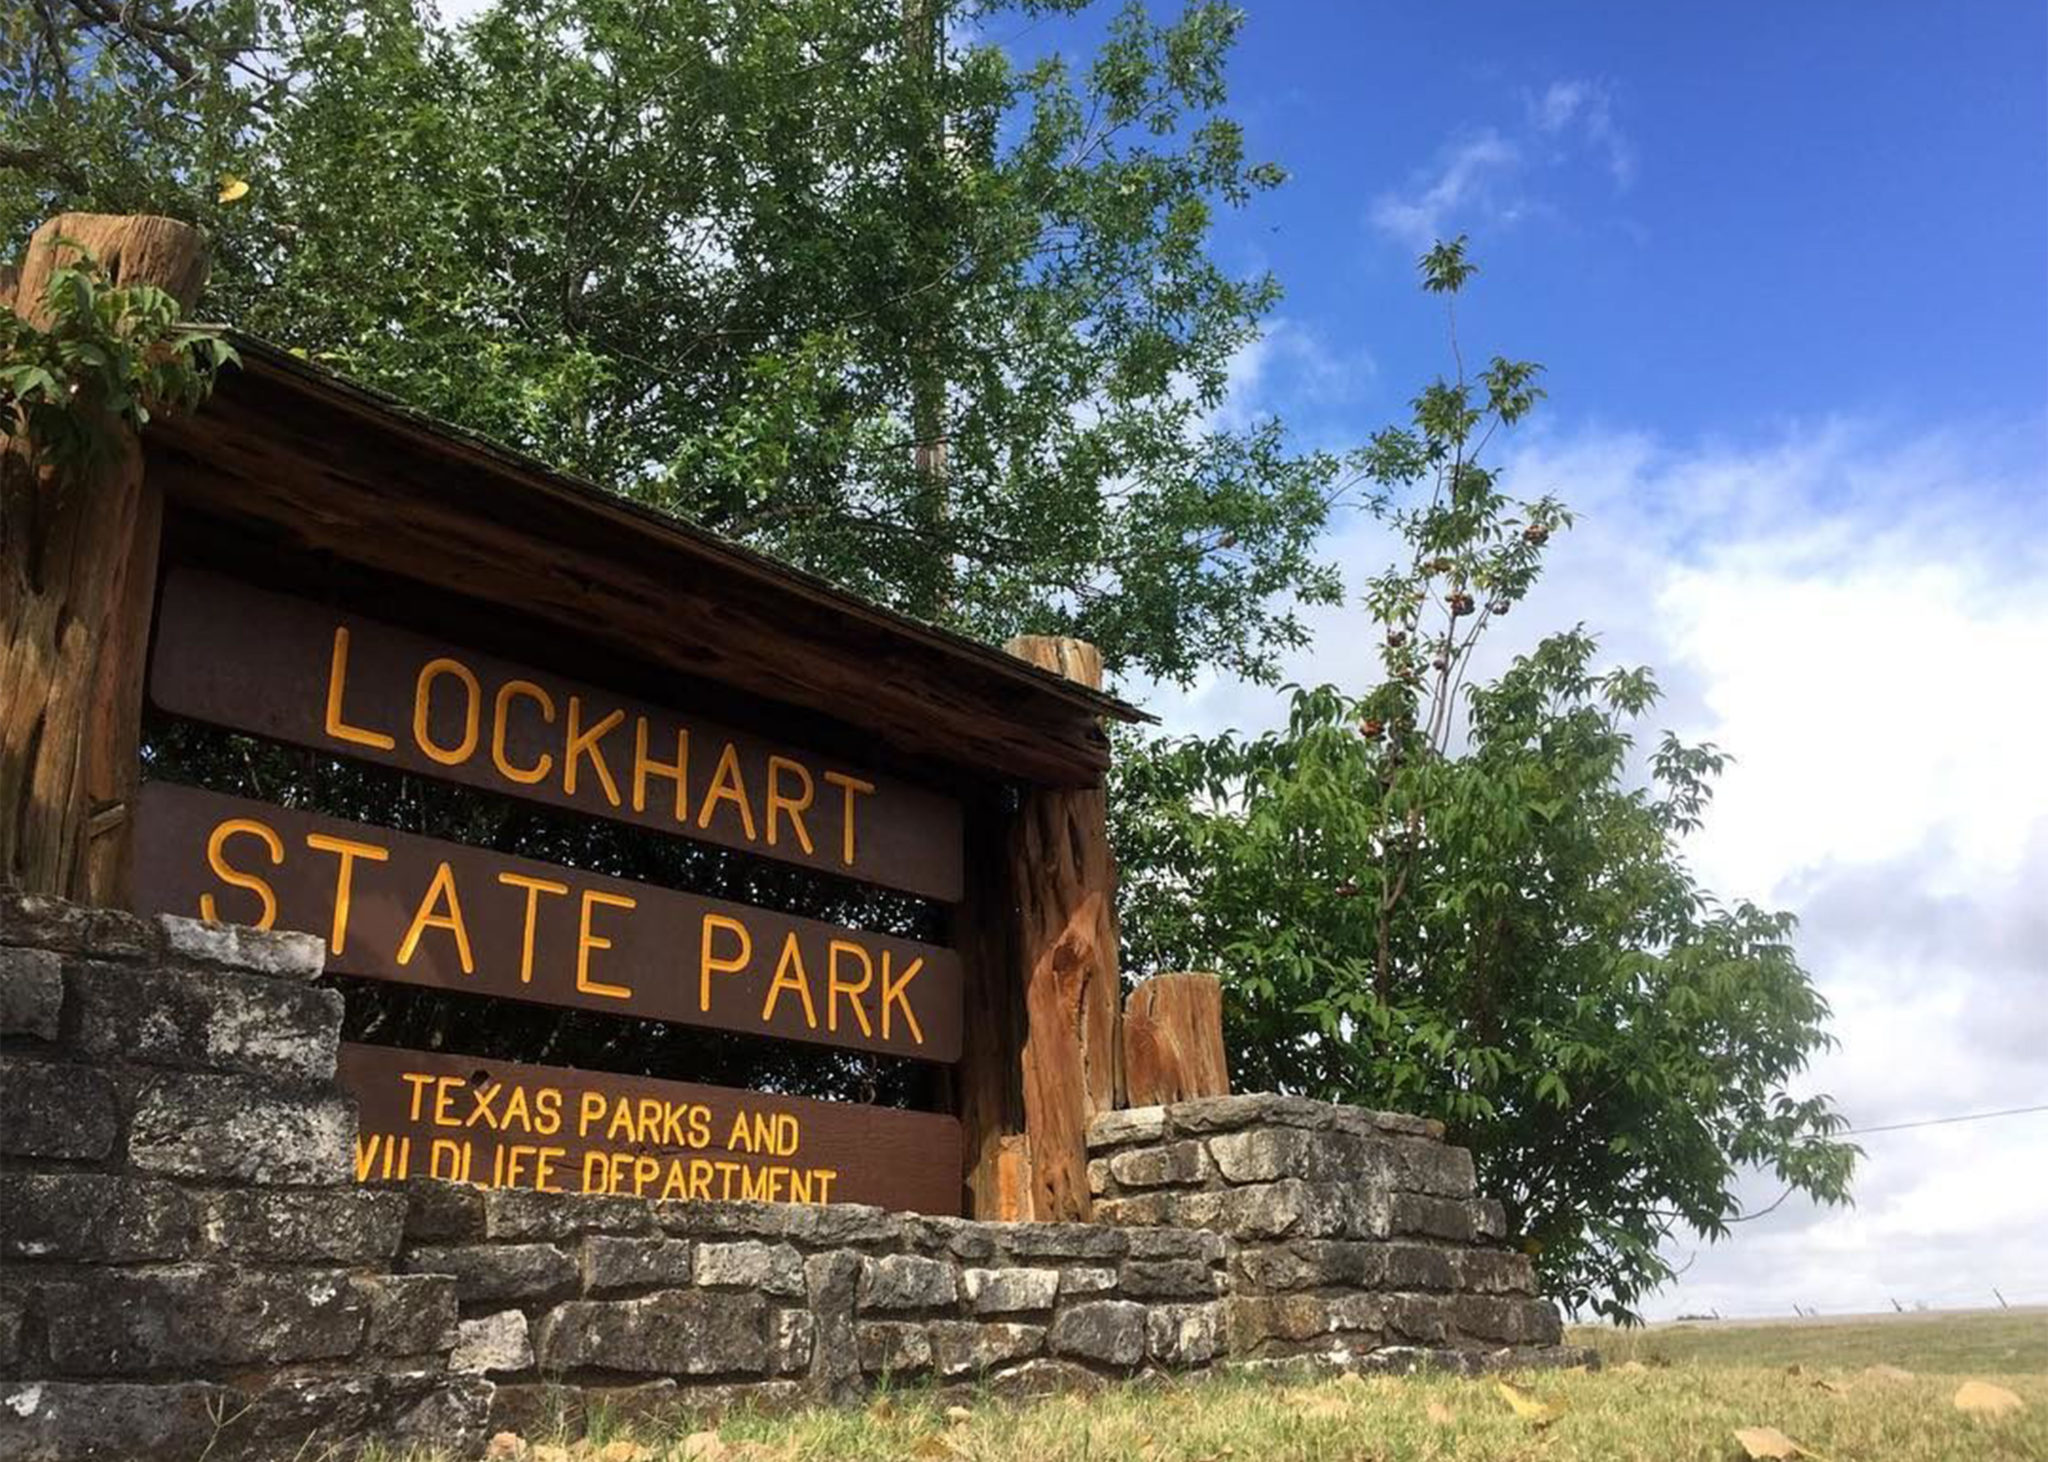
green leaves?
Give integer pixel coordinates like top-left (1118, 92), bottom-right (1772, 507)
top-left (9, 0), bottom-right (1339, 689)
top-left (1115, 242), bottom-right (1854, 1324)
top-left (0, 245), bottom-right (236, 480)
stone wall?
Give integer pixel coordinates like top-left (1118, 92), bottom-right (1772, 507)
top-left (1088, 1096), bottom-right (1568, 1369)
top-left (0, 891), bottom-right (1583, 1462)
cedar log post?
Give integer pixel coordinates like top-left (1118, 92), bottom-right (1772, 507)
top-left (1123, 972), bottom-right (1231, 1107)
top-left (1, 214), bottom-right (208, 902)
top-left (1001, 633), bottom-right (1123, 1222)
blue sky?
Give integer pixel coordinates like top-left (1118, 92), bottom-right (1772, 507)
top-left (1012, 3), bottom-right (2047, 1322)
top-left (1204, 2), bottom-right (2048, 451)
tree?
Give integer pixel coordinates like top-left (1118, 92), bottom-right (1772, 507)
top-left (3, 0), bottom-right (1347, 684)
top-left (1113, 240), bottom-right (1857, 1322)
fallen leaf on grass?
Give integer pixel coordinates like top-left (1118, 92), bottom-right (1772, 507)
top-left (1862, 1364), bottom-right (1914, 1383)
top-left (1616, 1360), bottom-right (1650, 1375)
top-left (678, 1434), bottom-right (728, 1462)
top-left (1424, 1401), bottom-right (1454, 1425)
top-left (1954, 1380), bottom-right (2025, 1418)
top-left (945, 1406), bottom-right (975, 1426)
top-left (483, 1435), bottom-right (529, 1462)
top-left (217, 175), bottom-right (251, 204)
top-left (868, 1398), bottom-right (898, 1422)
top-left (909, 1433), bottom-right (966, 1460)
top-left (1494, 1381), bottom-right (1560, 1428)
top-left (1732, 1426), bottom-right (1803, 1459)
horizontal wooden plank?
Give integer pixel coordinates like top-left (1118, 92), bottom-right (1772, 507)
top-left (132, 782), bottom-right (961, 1062)
top-left (150, 568), bottom-right (963, 902)
top-left (340, 1042), bottom-right (962, 1214)
top-left (147, 350), bottom-right (1144, 791)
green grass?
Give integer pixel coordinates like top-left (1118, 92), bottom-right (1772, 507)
top-left (1574, 1307), bottom-right (2048, 1374)
top-left (368, 1311), bottom-right (2048, 1462)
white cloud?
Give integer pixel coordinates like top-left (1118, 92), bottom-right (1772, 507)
top-left (1140, 416), bottom-right (2048, 1319)
top-left (1369, 76), bottom-right (1635, 248)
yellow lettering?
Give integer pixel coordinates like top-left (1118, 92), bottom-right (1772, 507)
top-left (880, 951), bottom-right (925, 1046)
top-left (398, 862), bottom-right (475, 973)
top-left (496, 871), bottom-right (569, 983)
top-left (633, 718), bottom-right (689, 821)
top-left (200, 817), bottom-right (282, 929)
top-left (823, 770), bottom-right (874, 867)
top-left (826, 939), bottom-right (874, 1037)
top-left (413, 656), bottom-right (482, 765)
top-left (760, 933), bottom-right (819, 1029)
top-left (576, 888), bottom-right (636, 999)
top-left (699, 913), bottom-right (752, 1012)
top-left (492, 680), bottom-right (556, 784)
top-left (304, 831), bottom-right (388, 954)
top-left (324, 626), bottom-right (396, 751)
top-left (765, 755), bottom-right (815, 853)
top-left (577, 1090), bottom-right (607, 1137)
top-left (564, 696), bottom-right (625, 807)
top-left (696, 742), bottom-right (757, 839)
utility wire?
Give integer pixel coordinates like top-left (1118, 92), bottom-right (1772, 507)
top-left (1843, 1103), bottom-right (2048, 1136)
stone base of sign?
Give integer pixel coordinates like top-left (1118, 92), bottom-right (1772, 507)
top-left (0, 893), bottom-right (1587, 1461)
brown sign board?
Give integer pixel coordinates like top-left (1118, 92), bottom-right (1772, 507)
top-left (147, 568), bottom-right (965, 902)
top-left (133, 782), bottom-right (962, 1062)
top-left (340, 1042), bottom-right (962, 1214)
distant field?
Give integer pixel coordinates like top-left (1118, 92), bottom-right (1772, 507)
top-left (376, 1310), bottom-right (2048, 1462)
top-left (1574, 1305), bottom-right (2048, 1373)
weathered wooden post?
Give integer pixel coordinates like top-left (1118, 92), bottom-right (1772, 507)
top-left (1002, 633), bottom-right (1123, 1222)
top-left (1, 213), bottom-right (207, 903)
top-left (1123, 971), bottom-right (1231, 1106)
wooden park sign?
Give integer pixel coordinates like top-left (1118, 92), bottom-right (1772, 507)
top-left (149, 569), bottom-right (964, 901)
top-left (343, 1044), bottom-right (962, 1214)
top-left (8, 208), bottom-right (1165, 1225)
top-left (134, 782), bottom-right (962, 1061)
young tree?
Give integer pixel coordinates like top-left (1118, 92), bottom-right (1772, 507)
top-left (1114, 240), bottom-right (1857, 1321)
top-left (3, 0), bottom-right (1346, 684)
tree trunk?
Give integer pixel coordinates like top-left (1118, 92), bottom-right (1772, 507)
top-left (0, 214), bottom-right (207, 901)
top-left (1123, 972), bottom-right (1230, 1107)
top-left (1004, 633), bottom-right (1121, 1221)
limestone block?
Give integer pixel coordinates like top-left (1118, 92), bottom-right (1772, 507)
top-left (904, 1216), bottom-right (998, 1260)
top-left (929, 1320), bottom-right (1044, 1377)
top-left (403, 1244), bottom-right (579, 1306)
top-left (360, 1274), bottom-right (459, 1357)
top-left (650, 1199), bottom-right (790, 1240)
top-left (1453, 1295), bottom-right (1562, 1347)
top-left (0, 1057), bottom-right (119, 1160)
top-left (0, 892), bottom-right (159, 959)
top-left (485, 1189), bottom-right (654, 1241)
top-left (1124, 1228), bottom-right (1225, 1263)
top-left (994, 1223), bottom-right (1128, 1262)
top-left (696, 1240), bottom-right (805, 1297)
top-left (1085, 1105), bottom-right (1168, 1151)
top-left (1117, 1260), bottom-right (1216, 1300)
top-left (773, 1309), bottom-right (815, 1374)
top-left (1047, 1301), bottom-right (1147, 1367)
top-left (451, 1311), bottom-right (534, 1374)
top-left (1230, 1240), bottom-right (1387, 1293)
top-left (1380, 1293), bottom-right (1454, 1344)
top-left (857, 1321), bottom-right (931, 1374)
top-left (401, 1179), bottom-right (488, 1242)
top-left (582, 1235), bottom-right (692, 1293)
top-left (857, 1254), bottom-right (956, 1311)
top-left (538, 1289), bottom-right (769, 1375)
top-left (0, 1173), bottom-right (197, 1262)
top-left (199, 1188), bottom-right (406, 1262)
top-left (126, 1071), bottom-right (353, 1186)
top-left (0, 1380), bottom-right (225, 1461)
top-left (1145, 1303), bottom-right (1219, 1366)
top-left (803, 1250), bottom-right (863, 1400)
top-left (1105, 1141), bottom-right (1212, 1190)
top-left (1166, 1094), bottom-right (1335, 1135)
top-left (1380, 1244), bottom-right (1458, 1292)
top-left (0, 946), bottom-right (62, 1039)
top-left (1455, 1249), bottom-right (1536, 1295)
top-left (961, 1267), bottom-right (1060, 1314)
top-left (155, 913), bottom-right (325, 979)
top-left (784, 1204), bottom-right (905, 1249)
top-left (40, 1265), bottom-right (367, 1373)
top-left (68, 960), bottom-right (341, 1081)
top-left (1222, 1294), bottom-right (1336, 1349)
top-left (1058, 1266), bottom-right (1119, 1297)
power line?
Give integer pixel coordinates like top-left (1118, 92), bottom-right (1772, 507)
top-left (1845, 1103), bottom-right (2048, 1136)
